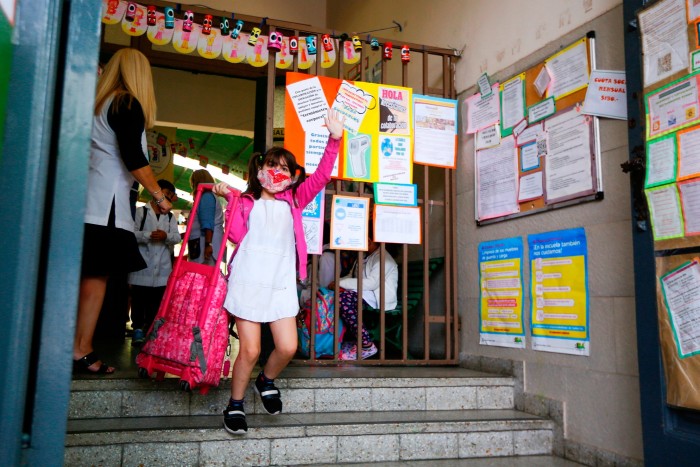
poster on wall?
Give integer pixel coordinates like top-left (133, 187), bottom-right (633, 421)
top-left (329, 195), bottom-right (369, 251)
top-left (413, 95), bottom-right (457, 168)
top-left (465, 83), bottom-right (500, 134)
top-left (528, 228), bottom-right (590, 356)
top-left (646, 183), bottom-right (685, 240)
top-left (500, 74), bottom-right (526, 136)
top-left (644, 71), bottom-right (700, 141)
top-left (284, 72), bottom-right (413, 183)
top-left (582, 70), bottom-right (627, 120)
top-left (544, 106), bottom-right (595, 203)
top-left (475, 135), bottom-right (519, 220)
top-left (301, 191), bottom-right (325, 256)
top-left (660, 259), bottom-right (700, 358)
top-left (373, 205), bottom-right (421, 244)
top-left (638, 0), bottom-right (689, 88)
top-left (146, 127), bottom-right (175, 181)
top-left (544, 38), bottom-right (590, 101)
top-left (478, 237), bottom-right (526, 349)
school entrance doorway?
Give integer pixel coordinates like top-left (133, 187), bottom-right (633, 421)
top-left (99, 3), bottom-right (460, 365)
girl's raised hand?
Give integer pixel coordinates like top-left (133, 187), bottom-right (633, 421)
top-left (212, 182), bottom-right (231, 196)
top-left (324, 109), bottom-right (345, 140)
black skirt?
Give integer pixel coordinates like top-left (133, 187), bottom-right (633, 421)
top-left (81, 223), bottom-right (147, 277)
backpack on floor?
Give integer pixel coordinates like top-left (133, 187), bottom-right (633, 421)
top-left (296, 287), bottom-right (344, 358)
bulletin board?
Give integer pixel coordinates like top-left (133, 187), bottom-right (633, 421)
top-left (639, 0), bottom-right (700, 410)
top-left (473, 33), bottom-right (603, 225)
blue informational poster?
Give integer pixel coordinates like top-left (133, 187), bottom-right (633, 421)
top-left (301, 191), bottom-right (325, 255)
top-left (478, 237), bottom-right (526, 349)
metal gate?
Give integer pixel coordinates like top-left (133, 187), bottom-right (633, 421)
top-left (103, 1), bottom-right (460, 364)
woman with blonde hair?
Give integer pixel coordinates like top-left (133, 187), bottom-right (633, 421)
top-left (73, 48), bottom-right (171, 375)
top-left (188, 169), bottom-right (225, 266)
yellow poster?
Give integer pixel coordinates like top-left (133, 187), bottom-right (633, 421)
top-left (528, 228), bottom-right (589, 356)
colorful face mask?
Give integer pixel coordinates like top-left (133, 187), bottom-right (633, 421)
top-left (258, 168), bottom-right (292, 193)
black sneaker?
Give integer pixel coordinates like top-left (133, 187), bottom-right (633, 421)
top-left (255, 372), bottom-right (282, 415)
top-left (223, 404), bottom-right (247, 435)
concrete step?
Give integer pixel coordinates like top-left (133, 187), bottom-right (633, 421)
top-left (69, 367), bottom-right (515, 420)
top-left (65, 409), bottom-right (555, 466)
top-left (304, 458), bottom-right (583, 467)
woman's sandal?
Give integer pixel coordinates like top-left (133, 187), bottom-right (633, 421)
top-left (73, 352), bottom-right (115, 375)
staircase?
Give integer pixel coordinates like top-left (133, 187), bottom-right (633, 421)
top-left (65, 366), bottom-right (560, 466)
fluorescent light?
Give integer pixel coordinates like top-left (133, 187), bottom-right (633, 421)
top-left (175, 189), bottom-right (193, 203)
top-left (173, 153), bottom-right (248, 192)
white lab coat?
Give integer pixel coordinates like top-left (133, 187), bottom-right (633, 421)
top-left (128, 203), bottom-right (181, 287)
top-left (85, 96), bottom-right (147, 231)
top-left (339, 248), bottom-right (398, 310)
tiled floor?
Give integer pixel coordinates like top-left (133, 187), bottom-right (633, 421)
top-left (81, 331), bottom-right (490, 381)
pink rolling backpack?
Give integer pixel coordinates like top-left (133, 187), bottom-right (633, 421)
top-left (136, 184), bottom-right (238, 394)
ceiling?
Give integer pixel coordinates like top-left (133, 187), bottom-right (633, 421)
top-left (169, 128), bottom-right (254, 209)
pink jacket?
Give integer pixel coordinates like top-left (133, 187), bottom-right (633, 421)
top-left (223, 136), bottom-right (340, 280)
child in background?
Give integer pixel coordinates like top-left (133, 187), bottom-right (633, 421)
top-left (336, 222), bottom-right (399, 360)
top-left (188, 169), bottom-right (225, 266)
top-left (213, 109), bottom-right (344, 434)
top-left (128, 179), bottom-right (180, 345)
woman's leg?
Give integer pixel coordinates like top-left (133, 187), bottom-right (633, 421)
top-left (230, 317), bottom-right (261, 399)
top-left (73, 276), bottom-right (113, 371)
top-left (264, 316), bottom-right (298, 379)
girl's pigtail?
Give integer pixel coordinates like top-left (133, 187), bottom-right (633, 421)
top-left (292, 164), bottom-right (306, 193)
top-left (245, 151), bottom-right (264, 199)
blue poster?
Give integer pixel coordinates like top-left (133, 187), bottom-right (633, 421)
top-left (478, 237), bottom-right (525, 348)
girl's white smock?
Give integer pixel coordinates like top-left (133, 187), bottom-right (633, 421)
top-left (224, 198), bottom-right (299, 322)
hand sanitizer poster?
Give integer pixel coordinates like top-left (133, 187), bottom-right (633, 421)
top-left (284, 72), bottom-right (413, 183)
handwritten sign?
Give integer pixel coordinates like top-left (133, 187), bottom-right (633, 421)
top-left (582, 70), bottom-right (627, 120)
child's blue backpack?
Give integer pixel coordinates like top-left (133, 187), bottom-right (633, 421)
top-left (296, 287), bottom-right (344, 358)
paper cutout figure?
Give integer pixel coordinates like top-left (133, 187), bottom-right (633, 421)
top-left (102, 0), bottom-right (126, 25)
top-left (222, 33), bottom-right (247, 63)
top-left (147, 12), bottom-right (174, 46)
top-left (172, 20), bottom-right (201, 54)
top-left (297, 37), bottom-right (317, 69)
top-left (246, 36), bottom-right (269, 67)
top-left (197, 28), bottom-right (223, 59)
top-left (121, 3), bottom-right (147, 36)
top-left (276, 37), bottom-right (293, 69)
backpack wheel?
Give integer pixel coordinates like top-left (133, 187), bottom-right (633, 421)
top-left (137, 367), bottom-right (150, 379)
top-left (179, 380), bottom-right (191, 392)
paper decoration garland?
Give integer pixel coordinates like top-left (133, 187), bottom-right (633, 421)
top-left (320, 39), bottom-right (337, 69)
top-left (102, 0), bottom-right (127, 24)
top-left (146, 12), bottom-right (174, 46)
top-left (197, 28), bottom-right (223, 59)
top-left (275, 37), bottom-right (293, 69)
top-left (172, 20), bottom-right (201, 54)
top-left (222, 34), bottom-right (248, 64)
top-left (246, 35), bottom-right (270, 67)
top-left (121, 3), bottom-right (148, 36)
top-left (297, 38), bottom-right (317, 70)
top-left (102, 0), bottom-right (367, 69)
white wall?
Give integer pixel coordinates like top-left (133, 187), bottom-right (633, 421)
top-left (329, 0), bottom-right (642, 463)
top-left (455, 6), bottom-right (642, 463)
top-left (152, 68), bottom-right (256, 135)
top-left (327, 0), bottom-right (621, 93)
